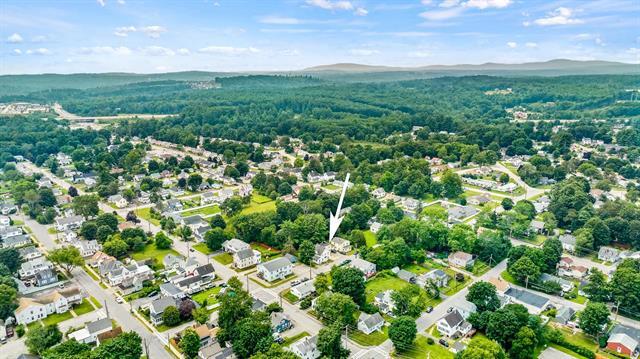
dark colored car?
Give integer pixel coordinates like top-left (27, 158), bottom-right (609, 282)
top-left (439, 339), bottom-right (449, 347)
top-left (426, 306), bottom-right (433, 313)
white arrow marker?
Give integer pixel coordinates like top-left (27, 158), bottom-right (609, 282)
top-left (329, 173), bottom-right (350, 241)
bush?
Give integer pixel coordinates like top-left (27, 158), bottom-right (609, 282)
top-left (547, 329), bottom-right (596, 359)
top-left (300, 297), bottom-right (312, 310)
top-left (16, 324), bottom-right (25, 338)
top-left (426, 337), bottom-right (434, 345)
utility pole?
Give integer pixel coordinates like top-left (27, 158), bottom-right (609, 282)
top-left (144, 338), bottom-right (150, 359)
top-left (614, 300), bottom-right (621, 321)
top-left (525, 275), bottom-right (529, 289)
top-left (245, 274), bottom-right (249, 293)
top-left (104, 299), bottom-right (109, 317)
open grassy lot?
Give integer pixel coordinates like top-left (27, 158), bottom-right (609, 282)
top-left (471, 260), bottom-right (491, 276)
top-left (73, 298), bottom-right (95, 315)
top-left (251, 242), bottom-right (281, 260)
top-left (42, 311), bottom-right (73, 326)
top-left (250, 273), bottom-right (297, 289)
top-left (131, 243), bottom-right (182, 269)
top-left (363, 230), bottom-right (377, 248)
top-left (365, 272), bottom-right (409, 303)
top-left (193, 242), bottom-right (213, 255)
top-left (283, 331), bottom-right (310, 347)
top-left (213, 252), bottom-right (233, 265)
top-left (192, 286), bottom-right (222, 306)
top-left (90, 296), bottom-right (103, 308)
top-left (241, 198), bottom-right (277, 215)
top-left (181, 205), bottom-right (220, 217)
top-left (137, 207), bottom-right (161, 226)
top-left (322, 184), bottom-right (340, 190)
top-left (252, 193), bottom-right (273, 203)
top-left (349, 326), bottom-right (389, 346)
top-left (392, 335), bottom-right (454, 359)
top-left (442, 269), bottom-right (472, 296)
top-left (281, 289), bottom-right (299, 304)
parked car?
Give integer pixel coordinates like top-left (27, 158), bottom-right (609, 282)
top-left (439, 339), bottom-right (449, 347)
top-left (147, 291), bottom-right (158, 298)
top-left (339, 259), bottom-right (351, 266)
top-left (115, 296), bottom-right (124, 303)
top-left (426, 306), bottom-right (433, 313)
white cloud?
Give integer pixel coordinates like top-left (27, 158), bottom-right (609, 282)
top-left (408, 50), bottom-right (431, 58)
top-left (507, 41), bottom-right (517, 48)
top-left (12, 49), bottom-right (22, 55)
top-left (354, 7), bottom-right (368, 16)
top-left (349, 49), bottom-right (379, 56)
top-left (31, 35), bottom-right (47, 42)
top-left (420, 7), bottom-right (464, 20)
top-left (177, 48), bottom-right (191, 56)
top-left (141, 46), bottom-right (175, 56)
top-left (26, 48), bottom-right (51, 55)
top-left (306, 0), bottom-right (354, 11)
top-left (141, 25), bottom-right (167, 38)
top-left (421, 0), bottom-right (433, 4)
top-left (439, 0), bottom-right (460, 8)
top-left (260, 16), bottom-right (302, 25)
top-left (7, 33), bottom-right (23, 43)
top-left (198, 46), bottom-right (260, 55)
top-left (117, 0), bottom-right (126, 4)
top-left (114, 26), bottom-right (137, 37)
top-left (463, 0), bottom-right (511, 9)
top-left (525, 42), bottom-right (538, 48)
top-left (78, 46), bottom-right (132, 55)
top-left (97, 0), bottom-right (106, 6)
top-left (532, 7), bottom-right (584, 26)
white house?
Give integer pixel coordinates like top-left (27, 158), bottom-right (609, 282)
top-left (417, 269), bottom-right (449, 288)
top-left (448, 251), bottom-right (475, 269)
top-left (289, 335), bottom-right (321, 359)
top-left (329, 237), bottom-right (351, 254)
top-left (0, 226), bottom-right (22, 240)
top-left (55, 215), bottom-right (84, 232)
top-left (290, 280), bottom-right (315, 299)
top-left (504, 287), bottom-right (550, 315)
top-left (73, 240), bottom-right (101, 257)
top-left (238, 184), bottom-right (253, 197)
top-left (372, 188), bottom-right (386, 199)
top-left (0, 215), bottom-right (10, 229)
top-left (15, 286), bottom-right (83, 325)
top-left (257, 257), bottom-right (293, 282)
top-left (374, 290), bottom-right (395, 315)
top-left (357, 312), bottom-right (384, 335)
top-left (200, 192), bottom-right (216, 205)
top-left (222, 238), bottom-right (250, 254)
top-left (19, 257), bottom-right (54, 278)
top-left (436, 308), bottom-right (473, 338)
top-left (349, 258), bottom-right (377, 278)
top-left (233, 248), bottom-right (261, 269)
top-left (558, 234), bottom-right (577, 253)
top-left (598, 246), bottom-right (620, 263)
top-left (313, 243), bottom-right (331, 265)
top-left (108, 194), bottom-right (128, 208)
top-left (68, 317), bottom-right (113, 344)
top-left (149, 297), bottom-right (177, 325)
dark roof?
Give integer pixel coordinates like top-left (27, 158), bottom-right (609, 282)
top-left (505, 287), bottom-right (549, 309)
top-left (610, 324), bottom-right (640, 342)
top-left (442, 310), bottom-right (464, 328)
top-left (87, 317), bottom-right (112, 334)
top-left (195, 263), bottom-right (215, 276)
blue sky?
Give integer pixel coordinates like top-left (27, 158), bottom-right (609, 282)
top-left (1, 0), bottom-right (639, 74)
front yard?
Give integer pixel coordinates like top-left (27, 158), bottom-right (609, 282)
top-left (72, 298), bottom-right (96, 315)
top-left (181, 205), bottom-right (221, 217)
top-left (213, 252), bottom-right (233, 265)
top-left (42, 311), bottom-right (73, 326)
top-left (193, 242), bottom-right (213, 255)
top-left (137, 207), bottom-right (161, 226)
top-left (392, 335), bottom-right (454, 359)
top-left (365, 272), bottom-right (410, 303)
top-left (349, 326), bottom-right (389, 346)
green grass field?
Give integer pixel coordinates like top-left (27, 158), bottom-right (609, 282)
top-left (181, 205), bottom-right (221, 217)
top-left (322, 184), bottom-right (340, 190)
top-left (83, 265), bottom-right (100, 281)
top-left (192, 286), bottom-right (222, 306)
top-left (131, 243), bottom-right (182, 269)
top-left (42, 311), bottom-right (73, 326)
top-left (89, 296), bottom-right (103, 308)
top-left (349, 326), bottom-right (388, 346)
top-left (213, 252), bottom-right (233, 265)
top-left (393, 335), bottom-right (454, 359)
top-left (282, 331), bottom-right (310, 347)
top-left (193, 242), bottom-right (213, 255)
top-left (241, 199), bottom-right (277, 215)
top-left (73, 298), bottom-right (95, 315)
top-left (137, 207), bottom-right (161, 226)
top-left (442, 269), bottom-right (472, 296)
top-left (251, 243), bottom-right (281, 259)
top-left (252, 193), bottom-right (273, 203)
top-left (363, 230), bottom-right (377, 248)
top-left (281, 289), bottom-right (299, 304)
top-left (365, 273), bottom-right (409, 303)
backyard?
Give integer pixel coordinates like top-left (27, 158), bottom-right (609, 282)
top-left (180, 204), bottom-right (221, 217)
top-left (241, 194), bottom-right (277, 215)
top-left (349, 326), bottom-right (389, 346)
top-left (392, 335), bottom-right (454, 359)
top-left (137, 207), bottom-right (161, 226)
top-left (72, 298), bottom-right (96, 315)
top-left (192, 286), bottom-right (222, 306)
top-left (363, 230), bottom-right (377, 248)
top-left (193, 242), bottom-right (213, 255)
top-left (131, 243), bottom-right (182, 269)
top-left (251, 242), bottom-right (281, 260)
top-left (365, 272), bottom-right (410, 303)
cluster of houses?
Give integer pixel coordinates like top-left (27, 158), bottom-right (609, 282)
top-left (14, 286), bottom-right (84, 325)
top-left (461, 175), bottom-right (518, 193)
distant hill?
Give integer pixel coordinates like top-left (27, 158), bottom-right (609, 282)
top-left (303, 59), bottom-right (639, 76)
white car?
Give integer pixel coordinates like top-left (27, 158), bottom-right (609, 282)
top-left (115, 295), bottom-right (124, 304)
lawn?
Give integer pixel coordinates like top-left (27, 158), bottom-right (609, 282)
top-left (83, 265), bottom-right (100, 281)
top-left (192, 286), bottom-right (222, 306)
top-left (241, 199), bottom-right (277, 215)
top-left (471, 261), bottom-right (491, 276)
top-left (251, 243), bottom-right (281, 260)
top-left (250, 273), bottom-right (297, 288)
top-left (213, 252), bottom-right (233, 265)
top-left (89, 296), bottom-right (103, 309)
top-left (363, 230), bottom-right (377, 248)
top-left (322, 184), bottom-right (340, 190)
top-left (281, 289), bottom-right (299, 304)
top-left (442, 269), bottom-right (472, 296)
top-left (393, 335), bottom-right (454, 359)
top-left (426, 324), bottom-right (442, 339)
top-left (349, 326), bottom-right (388, 346)
top-left (131, 243), bottom-right (182, 269)
top-left (252, 193), bottom-right (273, 204)
top-left (283, 331), bottom-right (310, 347)
top-left (73, 298), bottom-right (95, 315)
top-left (47, 227), bottom-right (58, 234)
top-left (365, 272), bottom-right (410, 303)
top-left (137, 207), bottom-right (161, 226)
top-left (42, 311), bottom-right (73, 326)
top-left (181, 205), bottom-right (221, 217)
top-left (193, 242), bottom-right (213, 255)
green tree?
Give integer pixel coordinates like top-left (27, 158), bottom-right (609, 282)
top-left (509, 327), bottom-right (537, 359)
top-left (179, 225), bottom-right (193, 241)
top-left (192, 307), bottom-right (210, 325)
top-left (508, 256), bottom-right (540, 284)
top-left (579, 302), bottom-right (610, 337)
top-left (298, 240), bottom-right (315, 265)
top-left (26, 324), bottom-right (62, 355)
top-left (0, 284), bottom-right (18, 320)
top-left (314, 273), bottom-right (330, 295)
top-left (388, 316), bottom-right (417, 352)
top-left (221, 196), bottom-right (245, 216)
top-left (466, 281), bottom-right (500, 313)
top-left (102, 238), bottom-right (129, 258)
top-left (582, 268), bottom-right (610, 303)
top-left (318, 323), bottom-right (350, 359)
top-left (486, 304), bottom-right (530, 349)
top-left (210, 214), bottom-right (227, 229)
top-left (154, 231), bottom-right (173, 249)
top-left (162, 306), bottom-right (181, 326)
top-left (80, 221), bottom-right (98, 241)
top-left (90, 331), bottom-right (143, 359)
top-left (458, 337), bottom-right (506, 359)
top-left (250, 344), bottom-right (299, 359)
top-left (0, 248), bottom-right (21, 273)
top-left (231, 311), bottom-right (273, 359)
top-left (96, 224), bottom-right (115, 243)
top-left (72, 195), bottom-right (100, 218)
top-left (205, 227), bottom-right (227, 251)
top-left (96, 213), bottom-right (119, 232)
top-left (441, 170), bottom-right (463, 198)
top-left (47, 246), bottom-right (84, 273)
top-left (314, 292), bottom-right (357, 326)
top-left (43, 339), bottom-right (91, 359)
top-left (180, 328), bottom-right (201, 359)
top-left (331, 266), bottom-right (366, 305)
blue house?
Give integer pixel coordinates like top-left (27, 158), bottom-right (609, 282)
top-left (270, 312), bottom-right (292, 333)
